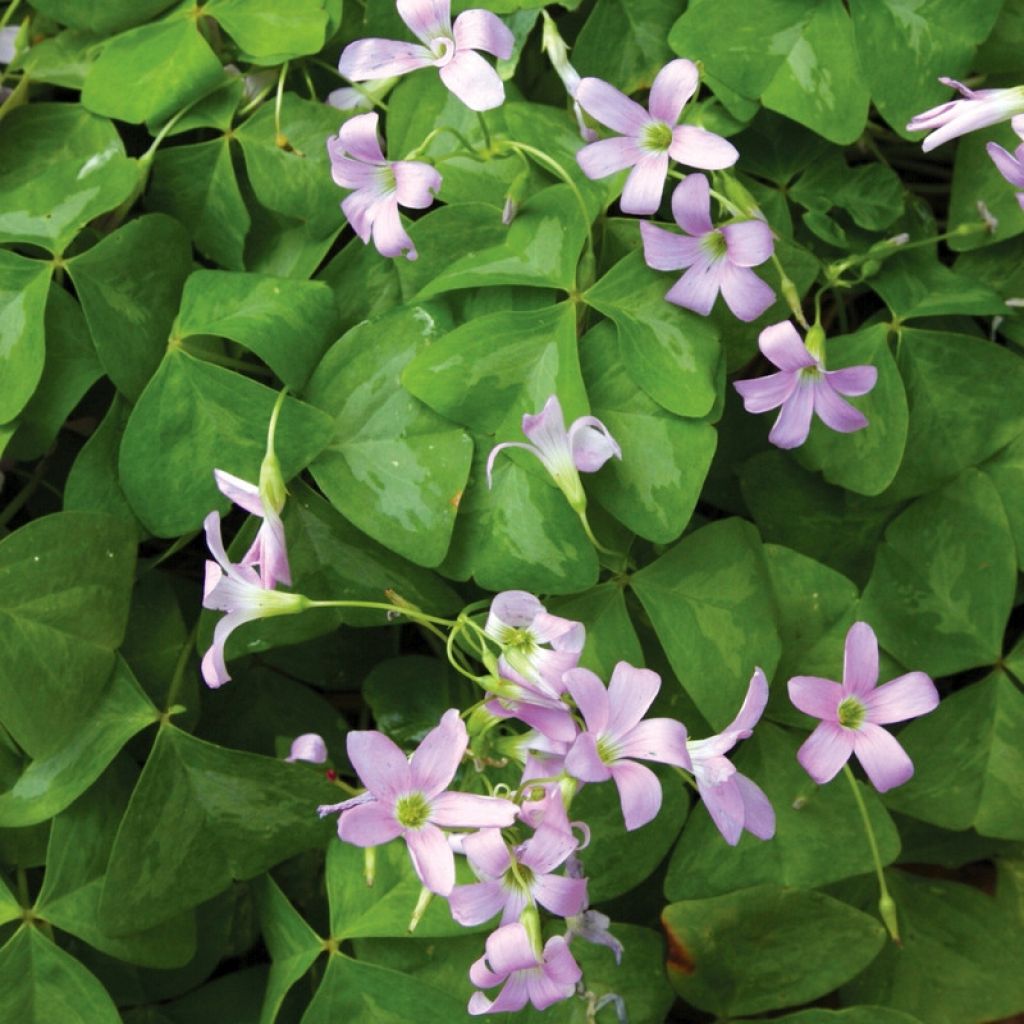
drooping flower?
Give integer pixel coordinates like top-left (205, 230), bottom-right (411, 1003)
top-left (906, 77), bottom-right (1024, 152)
top-left (564, 662), bottom-right (691, 830)
top-left (330, 709), bottom-right (518, 895)
top-left (640, 174), bottom-right (775, 322)
top-left (733, 321), bottom-right (878, 450)
top-left (285, 733), bottom-right (328, 764)
top-left (686, 668), bottom-right (775, 846)
top-left (214, 468), bottom-right (290, 591)
top-left (201, 512), bottom-right (310, 688)
top-left (468, 922), bottom-right (581, 1015)
top-left (450, 793), bottom-right (586, 926)
top-left (486, 395), bottom-right (621, 512)
top-left (562, 852), bottom-right (623, 964)
top-left (338, 0), bottom-right (514, 112)
top-left (987, 114), bottom-right (1024, 210)
top-left (788, 622), bottom-right (939, 793)
top-left (327, 111), bottom-right (441, 260)
top-left (575, 59), bottom-right (738, 215)
top-left (540, 10), bottom-right (595, 142)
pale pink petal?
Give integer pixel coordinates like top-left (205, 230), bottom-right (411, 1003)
top-left (406, 823), bottom-right (456, 894)
top-left (610, 760), bottom-right (662, 830)
top-left (813, 379), bottom-right (869, 434)
top-left (759, 321), bottom-right (816, 371)
top-left (617, 718), bottom-right (691, 769)
top-left (341, 187), bottom-right (381, 244)
top-left (669, 125), bottom-right (739, 170)
top-left (665, 258), bottom-right (726, 316)
top-left (410, 708), bottom-right (467, 796)
top-left (768, 378), bottom-right (815, 449)
top-left (519, 821), bottom-right (577, 875)
top-left (483, 922), bottom-right (540, 976)
top-left (485, 441), bottom-right (536, 487)
top-left (469, 952), bottom-right (504, 990)
top-left (339, 38), bottom-right (435, 80)
top-left (213, 469), bottom-right (264, 516)
top-left (989, 141), bottom-right (1024, 187)
top-left (285, 733), bottom-right (328, 763)
top-left (606, 662), bottom-right (661, 736)
top-left (734, 773), bottom-right (775, 839)
top-left (498, 888), bottom-right (529, 926)
top-left (563, 668), bottom-right (610, 734)
top-left (733, 370), bottom-right (797, 414)
top-left (397, 0), bottom-right (451, 42)
top-left (474, 975), bottom-right (530, 1015)
top-left (527, 964), bottom-right (577, 1010)
top-left (502, 702), bottom-right (579, 744)
top-left (203, 511), bottom-right (233, 574)
top-left (719, 264), bottom-right (776, 322)
top-left (647, 58), bottom-right (699, 125)
top-left (864, 672), bottom-right (939, 725)
top-left (453, 9), bottom-right (514, 59)
top-left (439, 48), bottom-right (505, 111)
top-left (670, 173), bottom-right (713, 235)
top-left (430, 791), bottom-right (518, 828)
top-left (370, 198), bottom-right (416, 259)
top-left (393, 160), bottom-right (442, 208)
top-left (347, 730), bottom-right (412, 799)
top-left (449, 880), bottom-right (507, 925)
top-left (825, 364), bottom-right (877, 397)
top-left (788, 675), bottom-right (842, 720)
top-left (564, 731), bottom-right (612, 783)
top-left (722, 219), bottom-right (774, 267)
top-left (640, 221), bottom-right (704, 271)
top-left (543, 936), bottom-right (583, 986)
top-left (576, 135), bottom-right (643, 180)
top-left (852, 722), bottom-right (914, 792)
top-left (568, 417), bottom-right (621, 472)
top-left (697, 774), bottom-right (745, 845)
top-left (522, 394), bottom-right (569, 455)
top-left (530, 610), bottom-right (584, 649)
top-left (575, 77), bottom-right (650, 135)
top-left (842, 622), bottom-right (879, 698)
top-left (338, 111), bottom-right (386, 164)
top-left (256, 511), bottom-right (291, 589)
top-left (488, 590), bottom-right (545, 631)
top-left (338, 800), bottom-right (403, 846)
top-left (328, 150), bottom-right (382, 191)
top-left (463, 827), bottom-right (512, 878)
top-left (796, 720), bottom-right (854, 785)
top-left (620, 151), bottom-right (669, 215)
top-left (532, 874), bottom-right (588, 918)
top-left (725, 667), bottom-right (770, 737)
top-left (201, 610), bottom-right (246, 688)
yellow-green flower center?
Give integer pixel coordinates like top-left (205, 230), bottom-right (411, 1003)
top-left (837, 696), bottom-right (865, 730)
top-left (395, 791), bottom-right (431, 829)
top-left (643, 120), bottom-right (673, 151)
top-left (702, 229), bottom-right (728, 258)
top-left (503, 862), bottom-right (535, 893)
top-left (596, 734), bottom-right (620, 765)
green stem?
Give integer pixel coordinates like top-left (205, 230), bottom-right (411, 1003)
top-left (0, 0), bottom-right (23, 30)
top-left (274, 61), bottom-right (289, 145)
top-left (306, 599), bottom-right (455, 628)
top-left (476, 110), bottom-right (493, 151)
top-left (165, 621), bottom-right (200, 713)
top-left (576, 507), bottom-right (622, 561)
top-left (843, 764), bottom-right (900, 943)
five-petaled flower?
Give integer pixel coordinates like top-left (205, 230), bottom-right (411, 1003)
top-left (640, 173), bottom-right (775, 322)
top-left (907, 77), bottom-right (1024, 153)
top-left (338, 0), bottom-right (514, 112)
top-left (327, 111), bottom-right (441, 260)
top-left (575, 59), bottom-right (738, 215)
top-left (987, 114), bottom-right (1024, 210)
top-left (788, 621), bottom-right (939, 792)
top-left (564, 662), bottom-right (691, 830)
top-left (327, 709), bottom-right (518, 895)
top-left (686, 668), bottom-right (775, 846)
top-left (733, 321), bottom-right (878, 450)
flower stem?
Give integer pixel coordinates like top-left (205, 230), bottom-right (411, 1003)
top-left (476, 110), bottom-right (493, 151)
top-left (576, 507), bottom-right (623, 562)
top-left (306, 599), bottom-right (455, 627)
top-left (843, 763), bottom-right (900, 943)
top-left (274, 61), bottom-right (289, 147)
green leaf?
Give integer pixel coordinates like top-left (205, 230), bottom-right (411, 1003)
top-left (306, 304), bottom-right (473, 567)
top-left (550, 582), bottom-right (643, 680)
top-left (316, 235), bottom-right (402, 333)
top-left (580, 320), bottom-right (717, 542)
top-left (99, 725), bottom-right (338, 932)
top-left (204, 0), bottom-right (328, 59)
top-left (119, 349), bottom-right (333, 536)
top-left (147, 139), bottom-right (250, 270)
top-left (982, 433), bottom-right (1024, 568)
top-left (176, 270), bottom-right (338, 390)
top-left (664, 724), bottom-right (900, 899)
top-left (0, 251), bottom-right (52, 425)
top-left (631, 517), bottom-right (781, 730)
top-left (861, 470), bottom-right (1016, 676)
top-left (26, 0), bottom-right (179, 34)
top-left (662, 885), bottom-right (886, 1017)
top-left (883, 672), bottom-right (1024, 840)
top-left (789, 151), bottom-right (905, 231)
top-left (19, 28), bottom-right (101, 89)
top-left (750, 1010), bottom-right (923, 1024)
top-left (364, 656), bottom-right (470, 746)
top-left (67, 213), bottom-right (192, 401)
top-left (0, 926), bottom-right (121, 1024)
top-left (0, 659), bottom-right (158, 828)
top-left (0, 104), bottom-right (138, 253)
top-left (0, 875), bottom-right (18, 927)
top-left (0, 512), bottom-right (136, 759)
top-left (82, 17), bottom-right (224, 125)
top-left (585, 251), bottom-right (722, 418)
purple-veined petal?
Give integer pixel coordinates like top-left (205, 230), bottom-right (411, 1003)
top-left (697, 774), bottom-right (745, 845)
top-left (393, 159), bottom-right (442, 208)
top-left (481, 974), bottom-right (531, 1014)
top-left (201, 610), bottom-right (247, 688)
top-left (410, 708), bottom-right (467, 796)
top-left (533, 874), bottom-right (588, 918)
top-left (449, 880), bottom-right (507, 925)
top-left (430, 791), bottom-right (518, 828)
top-left (347, 729), bottom-right (412, 798)
top-left (665, 258), bottom-right (725, 316)
top-left (213, 469), bottom-right (264, 516)
top-left (503, 701), bottom-right (579, 744)
top-left (463, 826), bottom-right (512, 878)
top-left (285, 733), bottom-right (328, 763)
top-left (526, 963), bottom-right (577, 1010)
top-left (397, 0), bottom-right (452, 43)
top-left (576, 135), bottom-right (643, 180)
top-left (852, 722), bottom-right (914, 792)
top-left (670, 172), bottom-right (713, 236)
top-left (371, 197), bottom-right (417, 259)
top-left (734, 773), bottom-right (775, 839)
top-left (485, 440), bottom-right (537, 487)
top-left (864, 671), bottom-right (939, 725)
top-left (338, 111), bottom-right (387, 164)
top-left (719, 263), bottom-right (776, 322)
top-left (498, 887), bottom-right (529, 926)
top-left (813, 379), bottom-right (869, 434)
top-left (842, 621), bottom-right (879, 698)
top-left (544, 935), bottom-right (584, 986)
top-left (618, 718), bottom-right (691, 769)
top-left (341, 187), bottom-right (381, 244)
top-left (620, 151), bottom-right (669, 215)
top-left (640, 221), bottom-right (704, 271)
top-left (339, 38), bottom-right (434, 81)
top-left (788, 675), bottom-right (842, 720)
top-left (328, 151), bottom-right (383, 192)
top-left (610, 759), bottom-right (662, 830)
top-left (484, 922), bottom-right (541, 976)
top-left (606, 661), bottom-right (661, 736)
top-left (563, 667), bottom-right (610, 734)
top-left (338, 799), bottom-right (403, 845)
top-left (648, 58), bottom-right (699, 125)
top-left (487, 589), bottom-right (545, 632)
top-left (768, 378), bottom-right (815, 449)
top-left (734, 370), bottom-right (798, 414)
top-left (453, 8), bottom-right (514, 59)
top-left (796, 720), bottom-right (854, 785)
top-left (669, 124), bottom-right (739, 170)
top-left (439, 48), bottom-right (505, 111)
top-left (575, 77), bottom-right (649, 135)
top-left (994, 141), bottom-right (1024, 186)
top-left (259, 511), bottom-right (292, 589)
top-left (759, 321), bottom-right (817, 371)
top-left (568, 416), bottom-right (621, 472)
top-left (519, 818), bottom-right (577, 875)
top-left (530, 609), bottom-right (584, 648)
top-left (826, 364), bottom-right (877, 397)
top-left (726, 666), bottom-right (770, 737)
top-left (406, 822), bottom-right (456, 894)
top-left (566, 909), bottom-right (623, 964)
top-left (723, 219), bottom-right (774, 267)
top-left (564, 731), bottom-right (613, 783)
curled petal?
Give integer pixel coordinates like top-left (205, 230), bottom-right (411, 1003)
top-left (670, 173), bottom-right (713, 236)
top-left (285, 733), bottom-right (328, 763)
top-left (768, 378), bottom-right (815, 449)
top-left (453, 9), bottom-right (514, 59)
top-left (640, 220), bottom-right (704, 272)
top-left (568, 416), bottom-right (621, 472)
top-left (485, 440), bottom-right (536, 487)
top-left (620, 151), bottom-right (669, 215)
top-left (669, 124), bottom-right (738, 170)
top-left (201, 610), bottom-right (247, 688)
top-left (842, 622), bottom-right (879, 698)
top-left (213, 469), bottom-right (264, 516)
top-left (339, 38), bottom-right (434, 81)
top-left (482, 922), bottom-right (541, 977)
top-left (796, 720), bottom-right (854, 785)
top-left (852, 722), bottom-right (914, 792)
top-left (648, 58), bottom-right (699, 125)
top-left (611, 759), bottom-right (662, 830)
top-left (576, 77), bottom-right (650, 135)
top-left (393, 160), bottom-right (442, 208)
top-left (439, 48), bottom-right (505, 111)
top-left (469, 975), bottom-right (530, 1015)
top-left (864, 672), bottom-right (939, 725)
top-left (406, 822), bottom-right (456, 894)
top-left (726, 666), bottom-right (770, 737)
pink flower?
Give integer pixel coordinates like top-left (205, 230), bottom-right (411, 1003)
top-left (563, 662), bottom-right (691, 831)
top-left (285, 733), bottom-right (328, 764)
top-left (330, 709), bottom-right (518, 895)
top-left (640, 174), bottom-right (775, 322)
top-left (788, 622), bottom-right (939, 793)
top-left (327, 111), bottom-right (441, 260)
top-left (686, 668), bottom-right (775, 846)
top-left (907, 77), bottom-right (1024, 153)
top-left (575, 59), bottom-right (737, 215)
top-left (987, 114), bottom-right (1024, 211)
top-left (733, 321), bottom-right (878, 450)
top-left (214, 468), bottom-right (290, 590)
top-left (338, 0), bottom-right (514, 112)
top-left (468, 923), bottom-right (581, 1015)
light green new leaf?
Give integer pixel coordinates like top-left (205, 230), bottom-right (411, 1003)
top-left (119, 349), bottom-right (333, 537)
top-left (0, 512), bottom-right (136, 759)
top-left (0, 250), bottom-right (52, 424)
top-left (204, 0), bottom-right (328, 59)
top-left (68, 213), bottom-right (192, 401)
top-left (19, 28), bottom-right (101, 90)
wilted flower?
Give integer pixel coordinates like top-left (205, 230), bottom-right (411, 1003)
top-left (686, 668), bottom-right (775, 845)
top-left (575, 59), bottom-right (738, 215)
top-left (285, 733), bottom-right (328, 764)
top-left (327, 111), bottom-right (441, 260)
top-left (987, 114), bottom-right (1024, 209)
top-left (907, 77), bottom-right (1024, 152)
top-left (563, 853), bottom-right (623, 963)
top-left (338, 0), bottom-right (514, 112)
top-left (733, 321), bottom-right (878, 450)
top-left (640, 173), bottom-right (775, 321)
top-left (788, 622), bottom-right (939, 792)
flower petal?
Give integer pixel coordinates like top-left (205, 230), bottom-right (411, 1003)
top-left (617, 718), bottom-right (691, 769)
top-left (406, 822), bottom-right (456, 894)
top-left (734, 772), bottom-right (775, 839)
top-left (410, 708), bottom-right (467, 797)
top-left (285, 733), bottom-right (328, 763)
top-left (648, 58), bottom-right (699, 124)
top-left (338, 111), bottom-right (386, 164)
top-left (564, 731), bottom-right (613, 783)
top-left (607, 661), bottom-right (661, 736)
top-left (719, 264), bottom-right (776, 322)
top-left (669, 124), bottom-right (738, 170)
top-left (813, 379), bottom-right (869, 434)
top-left (825, 364), bottom-right (877, 397)
top-left (533, 874), bottom-right (588, 919)
top-left (852, 722), bottom-right (914, 792)
top-left (485, 440), bottom-right (536, 486)
top-left (842, 621), bottom-right (879, 698)
top-left (347, 729), bottom-right (412, 799)
top-left (620, 152), bottom-right (669, 215)
top-left (339, 38), bottom-right (434, 81)
top-left (796, 720), bottom-right (854, 785)
top-left (393, 159), bottom-right (442, 208)
top-left (213, 469), bottom-right (264, 516)
top-left (864, 672), bottom-right (939, 725)
top-left (397, 0), bottom-right (451, 42)
top-left (989, 141), bottom-right (1024, 187)
top-left (733, 370), bottom-right (797, 414)
top-left (768, 378), bottom-right (815, 449)
top-left (670, 173), bottom-right (713, 235)
top-left (576, 135), bottom-right (643, 182)
top-left (788, 675), bottom-right (842, 720)
top-left (576, 77), bottom-right (650, 135)
top-left (470, 973), bottom-right (530, 1015)
top-left (563, 667), bottom-right (610, 734)
top-left (568, 416), bottom-right (621, 472)
top-left (610, 759), bottom-right (662, 830)
top-left (665, 259), bottom-right (725, 316)
top-left (338, 800), bottom-right (403, 846)
top-left (453, 8), bottom-right (514, 59)
top-left (463, 826), bottom-right (512, 878)
top-left (725, 666), bottom-right (769, 737)
top-left (723, 219), bottom-right (774, 267)
top-left (640, 221), bottom-right (704, 271)
top-left (484, 922), bottom-right (541, 976)
top-left (449, 880), bottom-right (507, 925)
top-left (430, 791), bottom-right (518, 828)
top-left (200, 610), bottom-right (247, 688)
top-left (759, 320), bottom-right (816, 371)
top-left (439, 48), bottom-right (505, 111)
top-left (697, 774), bottom-right (745, 845)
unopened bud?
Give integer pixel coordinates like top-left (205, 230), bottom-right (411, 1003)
top-left (501, 196), bottom-right (518, 226)
top-left (879, 892), bottom-right (900, 944)
top-left (258, 449), bottom-right (287, 515)
top-left (541, 11), bottom-right (581, 97)
top-left (467, 703), bottom-right (501, 740)
top-left (718, 174), bottom-right (764, 221)
top-left (860, 258), bottom-right (882, 279)
top-left (804, 323), bottom-right (826, 361)
top-left (364, 846), bottom-right (376, 887)
top-left (520, 905), bottom-right (544, 956)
